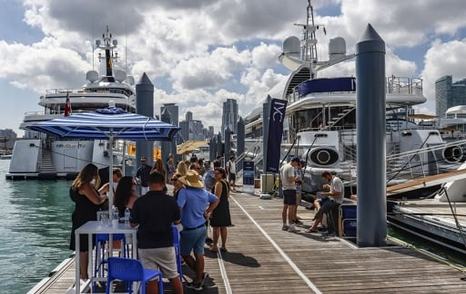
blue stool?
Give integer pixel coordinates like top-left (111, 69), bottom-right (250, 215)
top-left (94, 234), bottom-right (129, 278)
top-left (171, 225), bottom-right (187, 282)
top-left (106, 257), bottom-right (163, 294)
top-left (339, 204), bottom-right (357, 237)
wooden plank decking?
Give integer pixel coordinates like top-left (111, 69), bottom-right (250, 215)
top-left (35, 191), bottom-right (466, 293)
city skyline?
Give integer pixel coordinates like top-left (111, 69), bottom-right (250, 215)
top-left (2, 1), bottom-right (466, 135)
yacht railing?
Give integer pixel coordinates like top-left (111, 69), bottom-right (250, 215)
top-left (288, 76), bottom-right (423, 103)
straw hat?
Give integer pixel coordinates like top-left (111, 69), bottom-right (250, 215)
top-left (178, 170), bottom-right (204, 189)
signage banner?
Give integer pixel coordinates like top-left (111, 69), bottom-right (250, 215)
top-left (243, 160), bottom-right (255, 193)
top-left (265, 98), bottom-right (288, 172)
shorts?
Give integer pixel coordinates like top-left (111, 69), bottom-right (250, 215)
top-left (321, 198), bottom-right (339, 213)
top-left (180, 226), bottom-right (207, 256)
top-left (229, 173), bottom-right (236, 182)
top-left (283, 189), bottom-right (297, 205)
top-left (138, 247), bottom-right (179, 279)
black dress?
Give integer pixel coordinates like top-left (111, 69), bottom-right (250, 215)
top-left (69, 187), bottom-right (104, 252)
top-left (210, 180), bottom-right (232, 227)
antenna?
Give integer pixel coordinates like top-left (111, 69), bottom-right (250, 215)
top-left (125, 22), bottom-right (128, 73)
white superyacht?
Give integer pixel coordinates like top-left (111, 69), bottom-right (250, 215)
top-left (7, 28), bottom-right (135, 180)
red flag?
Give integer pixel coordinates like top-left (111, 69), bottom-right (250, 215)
top-left (64, 93), bottom-right (72, 116)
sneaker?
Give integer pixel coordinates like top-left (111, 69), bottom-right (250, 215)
top-left (199, 272), bottom-right (209, 288)
top-left (288, 224), bottom-right (298, 233)
top-left (186, 282), bottom-right (203, 291)
top-left (282, 224), bottom-right (289, 231)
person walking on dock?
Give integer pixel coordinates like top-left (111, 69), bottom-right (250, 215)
top-left (177, 171), bottom-right (219, 290)
top-left (136, 156), bottom-right (152, 196)
top-left (280, 157), bottom-right (300, 232)
top-left (131, 171), bottom-right (184, 294)
top-left (227, 156), bottom-right (237, 192)
top-left (209, 168), bottom-right (232, 252)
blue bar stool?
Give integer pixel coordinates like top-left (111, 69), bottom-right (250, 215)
top-left (106, 257), bottom-right (163, 294)
top-left (171, 225), bottom-right (187, 282)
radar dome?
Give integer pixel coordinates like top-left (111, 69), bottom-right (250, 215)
top-left (329, 37), bottom-right (346, 60)
top-left (283, 36), bottom-right (300, 58)
top-left (114, 69), bottom-right (127, 83)
top-left (126, 75), bottom-right (135, 85)
top-left (86, 70), bottom-right (99, 83)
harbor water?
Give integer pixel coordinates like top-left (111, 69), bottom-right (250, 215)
top-left (0, 160), bottom-right (72, 293)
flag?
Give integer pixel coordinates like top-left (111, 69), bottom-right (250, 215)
top-left (64, 92), bottom-right (72, 116)
top-left (265, 98), bottom-right (288, 172)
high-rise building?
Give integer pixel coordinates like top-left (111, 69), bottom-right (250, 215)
top-left (161, 103), bottom-right (179, 126)
top-left (221, 98), bottom-right (238, 138)
top-left (436, 75), bottom-right (466, 117)
top-left (208, 126), bottom-right (214, 138)
top-left (0, 129), bottom-right (17, 151)
top-left (186, 111), bottom-right (193, 122)
top-left (179, 121), bottom-right (189, 142)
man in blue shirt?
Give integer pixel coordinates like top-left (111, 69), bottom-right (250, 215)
top-left (177, 170), bottom-right (219, 291)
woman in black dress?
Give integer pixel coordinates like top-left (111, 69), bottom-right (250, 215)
top-left (209, 168), bottom-right (232, 252)
top-left (69, 163), bottom-right (107, 280)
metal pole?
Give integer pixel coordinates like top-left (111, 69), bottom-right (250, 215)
top-left (108, 133), bottom-right (114, 215)
top-left (356, 24), bottom-right (387, 247)
top-left (122, 140), bottom-right (126, 176)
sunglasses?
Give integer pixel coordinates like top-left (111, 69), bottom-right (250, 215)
top-left (171, 178), bottom-right (178, 182)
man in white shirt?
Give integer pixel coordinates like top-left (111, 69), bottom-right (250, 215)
top-left (307, 171), bottom-right (344, 233)
top-left (279, 157), bottom-right (300, 232)
top-left (227, 156), bottom-right (237, 192)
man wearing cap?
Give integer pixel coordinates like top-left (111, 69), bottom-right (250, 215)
top-left (136, 156), bottom-right (152, 195)
top-left (177, 170), bottom-right (219, 290)
top-left (279, 157), bottom-right (300, 232)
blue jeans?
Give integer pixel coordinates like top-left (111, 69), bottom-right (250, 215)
top-left (180, 226), bottom-right (207, 256)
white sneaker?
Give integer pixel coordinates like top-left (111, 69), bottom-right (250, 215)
top-left (288, 224), bottom-right (298, 233)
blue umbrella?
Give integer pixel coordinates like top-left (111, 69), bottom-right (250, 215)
top-left (27, 106), bottom-right (179, 215)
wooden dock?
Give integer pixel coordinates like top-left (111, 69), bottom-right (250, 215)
top-left (34, 191), bottom-right (466, 293)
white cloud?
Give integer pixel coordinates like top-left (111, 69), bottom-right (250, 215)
top-left (170, 46), bottom-right (250, 90)
top-left (3, 0), bottom-right (466, 130)
top-left (420, 38), bottom-right (466, 113)
top-left (0, 39), bottom-right (90, 92)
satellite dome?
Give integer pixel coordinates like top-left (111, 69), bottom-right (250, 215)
top-left (126, 75), bottom-right (135, 85)
top-left (86, 70), bottom-right (99, 83)
top-left (114, 69), bottom-right (127, 83)
top-left (329, 37), bottom-right (346, 60)
top-left (283, 36), bottom-right (301, 58)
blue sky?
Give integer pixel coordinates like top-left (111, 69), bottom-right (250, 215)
top-left (1, 0), bottom-right (466, 136)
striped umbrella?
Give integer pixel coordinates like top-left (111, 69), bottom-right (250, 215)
top-left (27, 106), bottom-right (179, 215)
top-left (28, 106), bottom-right (179, 140)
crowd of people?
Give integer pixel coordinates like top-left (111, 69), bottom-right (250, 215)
top-left (69, 154), bottom-right (233, 293)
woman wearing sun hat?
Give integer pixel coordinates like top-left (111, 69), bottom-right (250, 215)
top-left (176, 170), bottom-right (219, 290)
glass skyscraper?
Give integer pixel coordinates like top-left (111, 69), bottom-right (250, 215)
top-left (435, 75), bottom-right (466, 117)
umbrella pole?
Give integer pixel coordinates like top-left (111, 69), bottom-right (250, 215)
top-left (122, 140), bottom-right (126, 176)
top-left (108, 134), bottom-right (114, 217)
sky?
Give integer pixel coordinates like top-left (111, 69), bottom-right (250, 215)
top-left (1, 0), bottom-right (466, 136)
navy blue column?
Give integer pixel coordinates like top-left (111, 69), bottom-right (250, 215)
top-left (356, 24), bottom-right (387, 247)
top-left (136, 73), bottom-right (154, 169)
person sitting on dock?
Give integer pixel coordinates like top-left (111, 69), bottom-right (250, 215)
top-left (131, 171), bottom-right (184, 294)
top-left (177, 170), bottom-right (219, 290)
top-left (307, 171), bottom-right (344, 233)
top-left (136, 156), bottom-right (152, 196)
top-left (280, 157), bottom-right (300, 232)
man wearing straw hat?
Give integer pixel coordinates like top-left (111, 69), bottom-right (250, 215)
top-left (177, 170), bottom-right (219, 290)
